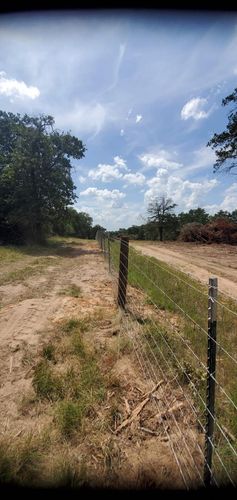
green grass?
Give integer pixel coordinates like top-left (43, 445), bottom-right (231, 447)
top-left (60, 317), bottom-right (90, 335)
top-left (32, 314), bottom-right (106, 439)
top-left (55, 400), bottom-right (82, 437)
top-left (110, 239), bottom-right (237, 483)
top-left (42, 343), bottom-right (56, 362)
top-left (32, 360), bottom-right (64, 400)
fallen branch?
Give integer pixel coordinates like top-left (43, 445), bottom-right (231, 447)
top-left (115, 397), bottom-right (150, 434)
top-left (143, 380), bottom-right (164, 398)
top-left (115, 380), bottom-right (164, 434)
top-left (140, 426), bottom-right (160, 436)
top-left (9, 356), bottom-right (13, 374)
top-left (24, 364), bottom-right (37, 378)
top-left (123, 397), bottom-right (131, 416)
top-left (156, 402), bottom-right (185, 421)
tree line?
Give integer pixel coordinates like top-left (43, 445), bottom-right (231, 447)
top-left (110, 201), bottom-right (237, 243)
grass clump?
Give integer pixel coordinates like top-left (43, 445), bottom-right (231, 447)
top-left (55, 400), bottom-right (82, 437)
top-left (60, 317), bottom-right (90, 335)
top-left (32, 360), bottom-right (63, 400)
top-left (42, 343), bottom-right (56, 362)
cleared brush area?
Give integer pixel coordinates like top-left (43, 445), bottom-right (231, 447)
top-left (109, 238), bottom-right (237, 485)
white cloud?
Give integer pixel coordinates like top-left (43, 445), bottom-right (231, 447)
top-left (80, 187), bottom-right (125, 206)
top-left (0, 71), bottom-right (40, 99)
top-left (75, 201), bottom-right (142, 231)
top-left (145, 168), bottom-right (218, 211)
top-left (79, 176), bottom-right (86, 184)
top-left (205, 183), bottom-right (237, 213)
top-left (139, 150), bottom-right (183, 170)
top-left (181, 97), bottom-right (211, 120)
top-left (123, 172), bottom-right (146, 186)
top-left (88, 164), bottom-right (123, 182)
top-left (120, 128), bottom-right (125, 136)
top-left (113, 156), bottom-right (128, 169)
top-left (135, 114), bottom-right (142, 123)
top-left (88, 155), bottom-right (129, 183)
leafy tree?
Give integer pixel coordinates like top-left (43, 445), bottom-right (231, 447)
top-left (147, 195), bottom-right (177, 241)
top-left (71, 211), bottom-right (93, 238)
top-left (207, 87), bottom-right (237, 173)
top-left (90, 224), bottom-right (106, 240)
top-left (210, 210), bottom-right (232, 221)
top-left (178, 208), bottom-right (210, 227)
top-left (0, 111), bottom-right (86, 243)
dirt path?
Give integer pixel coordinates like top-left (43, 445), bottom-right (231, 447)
top-left (132, 241), bottom-right (237, 300)
top-left (0, 240), bottom-right (202, 488)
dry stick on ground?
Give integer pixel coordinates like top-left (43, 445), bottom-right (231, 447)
top-left (155, 402), bottom-right (185, 422)
top-left (123, 397), bottom-right (131, 416)
top-left (115, 380), bottom-right (164, 434)
top-left (9, 356), bottom-right (13, 374)
top-left (140, 426), bottom-right (160, 436)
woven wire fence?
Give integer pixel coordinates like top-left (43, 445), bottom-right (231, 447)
top-left (96, 231), bottom-right (237, 489)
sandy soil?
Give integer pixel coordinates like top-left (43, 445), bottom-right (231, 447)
top-left (0, 240), bottom-right (202, 489)
top-left (132, 241), bottom-right (237, 300)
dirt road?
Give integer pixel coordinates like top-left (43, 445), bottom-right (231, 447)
top-left (132, 241), bottom-right (237, 300)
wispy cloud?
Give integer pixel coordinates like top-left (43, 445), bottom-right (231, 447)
top-left (0, 71), bottom-right (40, 100)
top-left (55, 101), bottom-right (107, 137)
top-left (107, 43), bottom-right (126, 91)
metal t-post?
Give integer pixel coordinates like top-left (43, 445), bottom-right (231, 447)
top-left (117, 236), bottom-right (129, 309)
top-left (204, 277), bottom-right (218, 487)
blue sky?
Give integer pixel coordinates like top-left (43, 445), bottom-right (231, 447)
top-left (0, 10), bottom-right (237, 230)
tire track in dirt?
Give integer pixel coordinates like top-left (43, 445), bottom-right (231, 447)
top-left (132, 242), bottom-right (237, 300)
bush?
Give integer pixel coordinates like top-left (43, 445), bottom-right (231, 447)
top-left (179, 218), bottom-right (237, 244)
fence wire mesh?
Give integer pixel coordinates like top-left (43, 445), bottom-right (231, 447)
top-left (96, 231), bottom-right (237, 488)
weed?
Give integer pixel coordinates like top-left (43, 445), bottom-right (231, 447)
top-left (55, 400), bottom-right (82, 437)
top-left (60, 317), bottom-right (90, 335)
top-left (42, 343), bottom-right (56, 361)
top-left (117, 335), bottom-right (133, 355)
top-left (32, 360), bottom-right (63, 400)
top-left (71, 332), bottom-right (86, 358)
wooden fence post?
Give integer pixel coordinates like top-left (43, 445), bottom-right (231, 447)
top-left (117, 236), bottom-right (129, 309)
top-left (204, 277), bottom-right (218, 486)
